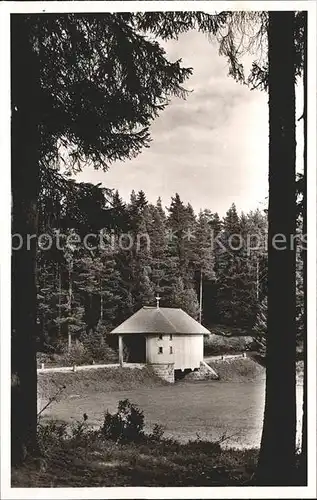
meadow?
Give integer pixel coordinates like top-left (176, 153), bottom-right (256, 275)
top-left (41, 380), bottom-right (264, 448)
top-left (11, 362), bottom-right (304, 487)
top-left (38, 362), bottom-right (304, 449)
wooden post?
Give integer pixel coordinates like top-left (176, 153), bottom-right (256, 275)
top-left (118, 335), bottom-right (123, 366)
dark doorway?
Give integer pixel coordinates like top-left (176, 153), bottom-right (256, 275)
top-left (122, 335), bottom-right (146, 363)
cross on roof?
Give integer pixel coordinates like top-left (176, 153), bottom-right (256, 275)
top-left (156, 293), bottom-right (161, 308)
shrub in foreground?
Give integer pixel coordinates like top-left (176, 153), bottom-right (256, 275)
top-left (102, 399), bottom-right (145, 442)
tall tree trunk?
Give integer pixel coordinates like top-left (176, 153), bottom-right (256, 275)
top-left (199, 268), bottom-right (203, 324)
top-left (300, 10), bottom-right (307, 483)
top-left (41, 262), bottom-right (46, 341)
top-left (11, 15), bottom-right (40, 463)
top-left (100, 278), bottom-right (103, 322)
top-left (255, 258), bottom-right (259, 301)
top-left (58, 265), bottom-right (62, 339)
top-left (257, 11), bottom-right (297, 485)
top-left (68, 262), bottom-right (72, 351)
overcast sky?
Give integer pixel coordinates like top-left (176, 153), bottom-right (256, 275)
top-left (75, 29), bottom-right (302, 217)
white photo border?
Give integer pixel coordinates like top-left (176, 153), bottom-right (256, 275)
top-left (1, 2), bottom-right (316, 499)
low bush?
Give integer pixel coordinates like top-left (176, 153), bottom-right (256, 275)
top-left (149, 423), bottom-right (165, 442)
top-left (102, 399), bottom-right (145, 442)
top-left (204, 334), bottom-right (256, 356)
top-left (62, 342), bottom-right (91, 366)
top-left (37, 339), bottom-right (118, 368)
top-left (37, 420), bottom-right (68, 455)
top-left (81, 329), bottom-right (118, 364)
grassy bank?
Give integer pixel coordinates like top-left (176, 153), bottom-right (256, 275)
top-left (38, 355), bottom-right (264, 402)
top-left (12, 422), bottom-right (259, 487)
top-left (207, 357), bottom-right (265, 383)
top-left (207, 357), bottom-right (303, 384)
top-left (38, 366), bottom-right (166, 400)
top-left (37, 357), bottom-right (266, 403)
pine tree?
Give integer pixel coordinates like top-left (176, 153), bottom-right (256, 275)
top-left (170, 277), bottom-right (200, 319)
top-left (124, 191), bottom-right (154, 311)
top-left (240, 209), bottom-right (268, 318)
top-left (147, 200), bottom-right (168, 296)
top-left (167, 193), bottom-right (197, 281)
top-left (167, 193), bottom-right (187, 261)
top-left (111, 190), bottom-right (129, 232)
top-left (129, 189), bottom-right (148, 230)
top-left (137, 190), bottom-right (148, 212)
top-left (209, 211), bottom-right (222, 235)
top-left (215, 204), bottom-right (257, 328)
top-left (148, 201), bottom-right (167, 259)
top-left (156, 196), bottom-right (166, 220)
top-left (134, 266), bottom-right (156, 309)
top-left (194, 210), bottom-right (215, 323)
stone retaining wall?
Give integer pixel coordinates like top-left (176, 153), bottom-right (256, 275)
top-left (150, 362), bottom-right (175, 383)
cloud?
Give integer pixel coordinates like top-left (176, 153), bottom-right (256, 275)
top-left (75, 29), bottom-right (269, 216)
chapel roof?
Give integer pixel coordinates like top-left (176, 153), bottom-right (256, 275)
top-left (110, 306), bottom-right (210, 335)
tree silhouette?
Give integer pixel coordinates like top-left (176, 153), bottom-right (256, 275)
top-left (10, 12), bottom-right (197, 462)
top-left (256, 11), bottom-right (297, 485)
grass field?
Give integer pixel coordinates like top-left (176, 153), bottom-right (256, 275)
top-left (11, 362), bottom-right (304, 487)
top-left (38, 361), bottom-right (304, 450)
top-left (40, 380), bottom-right (265, 448)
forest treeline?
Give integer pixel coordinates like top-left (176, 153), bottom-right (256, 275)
top-left (31, 181), bottom-right (304, 355)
